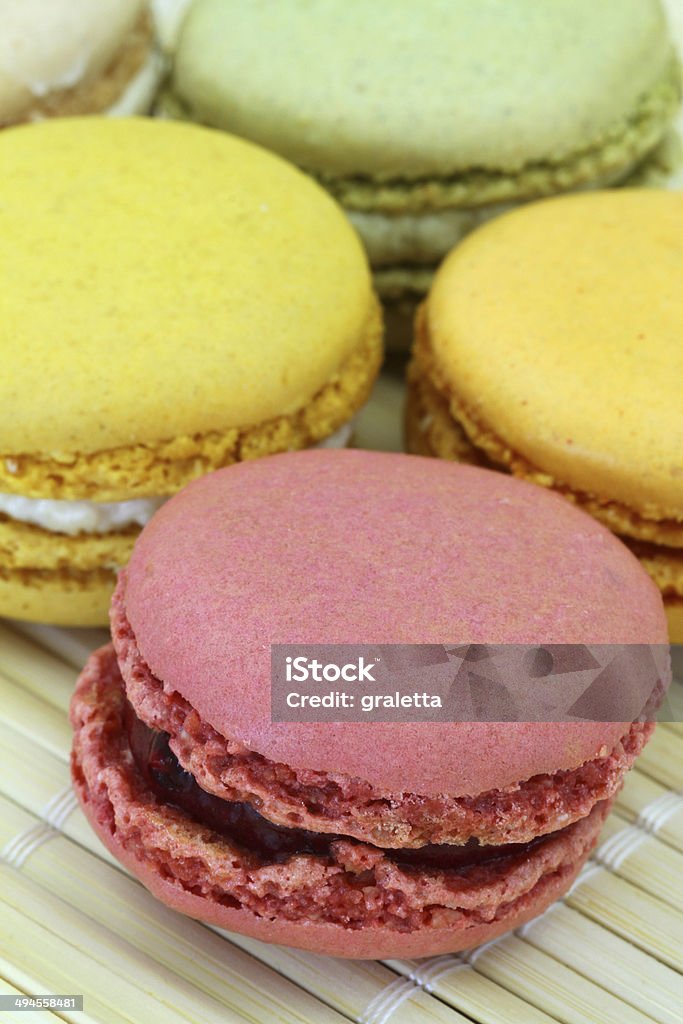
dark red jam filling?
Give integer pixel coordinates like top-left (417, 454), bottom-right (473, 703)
top-left (125, 702), bottom-right (550, 870)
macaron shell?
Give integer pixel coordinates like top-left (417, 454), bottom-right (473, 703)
top-left (0, 570), bottom-right (112, 626)
top-left (79, 799), bottom-right (591, 958)
top-left (0, 515), bottom-right (135, 572)
top-left (0, 118), bottom-right (373, 456)
top-left (171, 0), bottom-right (674, 180)
top-left (427, 190), bottom-right (683, 518)
top-left (71, 645), bottom-right (611, 959)
top-left (0, 516), bottom-right (131, 625)
top-left (124, 450), bottom-right (667, 797)
top-left (0, 304), bottom-right (381, 502)
top-left (665, 600), bottom-right (683, 642)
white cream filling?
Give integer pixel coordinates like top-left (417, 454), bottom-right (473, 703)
top-left (0, 493), bottom-right (166, 536)
top-left (348, 206), bottom-right (510, 266)
top-left (349, 161), bottom-right (648, 267)
top-left (105, 47), bottom-right (166, 117)
top-left (27, 56), bottom-right (88, 97)
top-left (0, 420), bottom-right (354, 536)
top-left (150, 0), bottom-right (194, 53)
top-left (312, 420), bottom-right (355, 449)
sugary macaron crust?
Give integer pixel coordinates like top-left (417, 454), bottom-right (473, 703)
top-left (0, 118), bottom-right (381, 624)
top-left (0, 0), bottom-right (162, 125)
top-left (166, 0), bottom-right (680, 298)
top-left (71, 451), bottom-right (666, 957)
top-left (407, 190), bottom-right (683, 636)
top-left (71, 647), bottom-right (614, 959)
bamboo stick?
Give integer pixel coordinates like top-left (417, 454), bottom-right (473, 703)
top-left (387, 958), bottom-right (556, 1024)
top-left (0, 979), bottom-right (66, 1024)
top-left (635, 728), bottom-right (683, 791)
top-left (517, 900), bottom-right (682, 1024)
top-left (0, 956), bottom-right (107, 1024)
top-left (595, 811), bottom-right (683, 910)
top-left (1, 866), bottom-right (258, 1024)
top-left (9, 622), bottom-right (108, 672)
top-left (0, 623), bottom-right (78, 713)
top-left (463, 933), bottom-right (655, 1024)
top-left (616, 770), bottom-right (683, 853)
top-left (221, 933), bottom-right (464, 1023)
top-left (566, 866), bottom-right (683, 971)
top-left (0, 671), bottom-right (71, 761)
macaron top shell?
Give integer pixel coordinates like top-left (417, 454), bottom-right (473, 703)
top-left (171, 0), bottom-right (674, 179)
top-left (123, 450), bottom-right (667, 797)
top-left (0, 117), bottom-right (372, 456)
top-left (427, 190), bottom-right (683, 518)
top-left (0, 0), bottom-right (144, 123)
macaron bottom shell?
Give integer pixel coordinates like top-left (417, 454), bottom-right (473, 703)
top-left (80, 798), bottom-right (598, 959)
top-left (72, 644), bottom-right (612, 959)
top-left (0, 567), bottom-right (114, 626)
top-left (665, 600), bottom-right (683, 643)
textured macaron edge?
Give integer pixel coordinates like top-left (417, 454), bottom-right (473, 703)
top-left (71, 644), bottom-right (611, 958)
top-left (308, 64), bottom-right (681, 213)
top-left (408, 306), bottom-right (683, 546)
top-left (406, 332), bottom-right (681, 627)
top-left (0, 515), bottom-right (136, 572)
top-left (0, 566), bottom-right (114, 626)
top-left (344, 109), bottom-right (683, 306)
top-left (0, 516), bottom-right (133, 623)
top-left (112, 580), bottom-right (652, 848)
top-left (665, 599), bottom-right (683, 643)
top-left (626, 542), bottom-right (683, 599)
top-left (0, 300), bottom-right (382, 501)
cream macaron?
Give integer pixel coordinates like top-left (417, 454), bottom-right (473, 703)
top-left (0, 0), bottom-right (164, 126)
top-left (0, 117), bottom-right (381, 625)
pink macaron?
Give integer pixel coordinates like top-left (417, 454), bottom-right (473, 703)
top-left (70, 451), bottom-right (667, 958)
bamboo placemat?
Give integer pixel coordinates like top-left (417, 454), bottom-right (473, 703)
top-left (0, 607), bottom-right (681, 1024)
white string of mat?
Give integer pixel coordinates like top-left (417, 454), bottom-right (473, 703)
top-left (594, 790), bottom-right (683, 872)
top-left (1, 784), bottom-right (78, 869)
top-left (357, 977), bottom-right (420, 1024)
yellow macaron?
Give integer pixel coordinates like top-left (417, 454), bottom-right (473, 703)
top-left (407, 189), bottom-right (682, 638)
top-left (0, 117), bottom-right (381, 625)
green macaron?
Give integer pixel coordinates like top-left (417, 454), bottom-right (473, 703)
top-left (164, 0), bottom-right (680, 304)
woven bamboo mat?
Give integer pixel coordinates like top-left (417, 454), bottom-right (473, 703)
top-left (0, 605), bottom-right (681, 1023)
